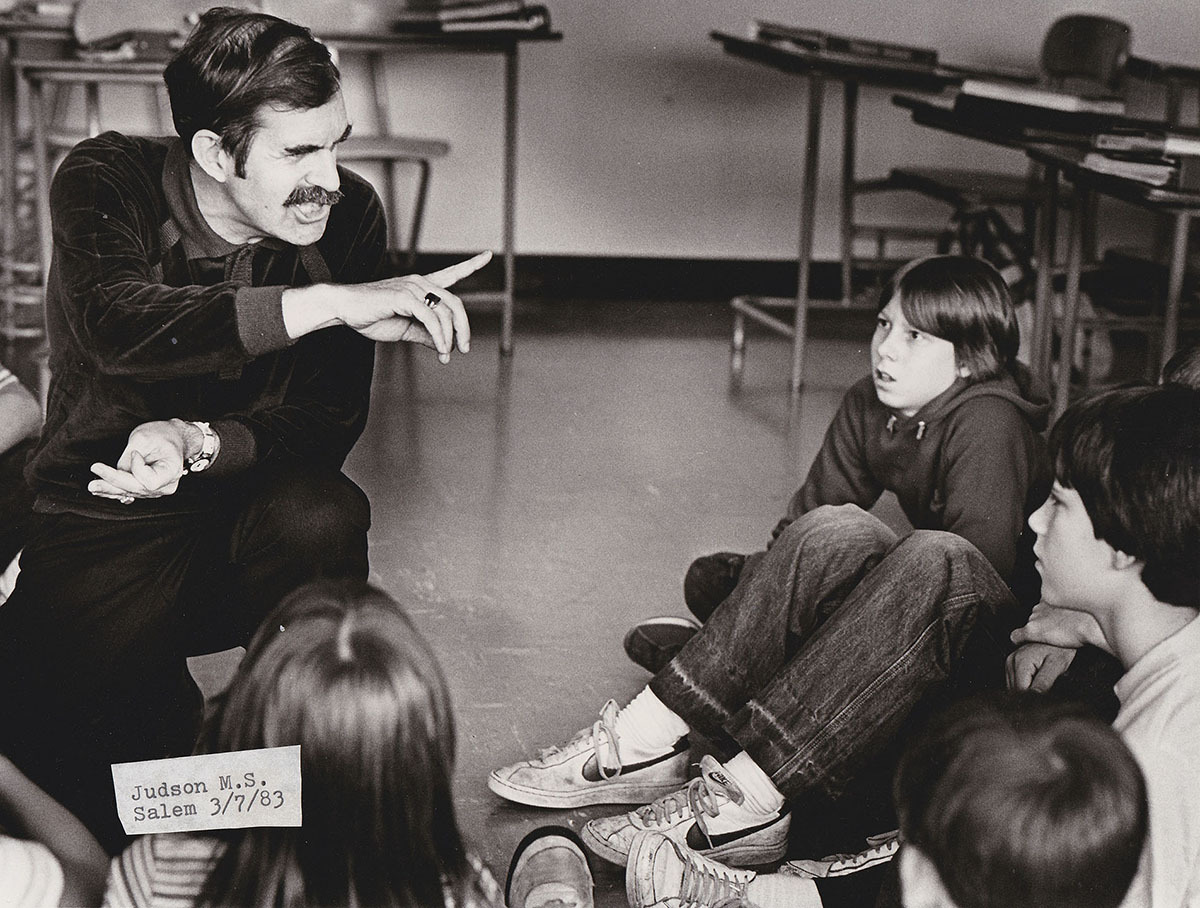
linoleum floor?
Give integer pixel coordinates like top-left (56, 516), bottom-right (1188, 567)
top-left (344, 301), bottom-right (869, 905)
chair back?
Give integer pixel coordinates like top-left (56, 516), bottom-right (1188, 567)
top-left (1039, 14), bottom-right (1131, 93)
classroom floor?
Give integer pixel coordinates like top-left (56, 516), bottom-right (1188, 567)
top-left (5, 294), bottom-right (1162, 906)
top-left (340, 299), bottom-right (884, 905)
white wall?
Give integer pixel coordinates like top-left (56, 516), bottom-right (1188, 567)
top-left (333, 0), bottom-right (1198, 260)
top-left (90, 1), bottom-right (1200, 259)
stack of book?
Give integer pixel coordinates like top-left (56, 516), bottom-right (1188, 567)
top-left (392, 0), bottom-right (550, 34)
top-left (1083, 129), bottom-right (1200, 188)
top-left (749, 20), bottom-right (938, 71)
top-left (954, 79), bottom-right (1125, 131)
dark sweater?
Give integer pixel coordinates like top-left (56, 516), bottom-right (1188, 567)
top-left (775, 367), bottom-right (1051, 587)
top-left (28, 134), bottom-right (386, 517)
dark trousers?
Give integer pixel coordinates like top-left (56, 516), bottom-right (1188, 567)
top-left (651, 505), bottom-right (1022, 847)
top-left (0, 463), bottom-right (370, 853)
top-left (0, 437), bottom-right (36, 568)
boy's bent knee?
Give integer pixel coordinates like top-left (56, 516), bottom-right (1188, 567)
top-left (776, 504), bottom-right (896, 552)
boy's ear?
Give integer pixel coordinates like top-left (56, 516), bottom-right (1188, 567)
top-left (899, 846), bottom-right (955, 908)
top-left (191, 129), bottom-right (232, 184)
top-left (1110, 549), bottom-right (1142, 573)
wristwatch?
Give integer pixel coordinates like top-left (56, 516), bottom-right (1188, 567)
top-left (184, 421), bottom-right (217, 474)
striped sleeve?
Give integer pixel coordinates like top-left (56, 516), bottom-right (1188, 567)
top-left (104, 835), bottom-right (220, 907)
top-left (0, 836), bottom-right (64, 907)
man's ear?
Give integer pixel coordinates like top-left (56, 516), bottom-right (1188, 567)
top-left (191, 130), bottom-right (233, 184)
top-left (899, 846), bottom-right (955, 908)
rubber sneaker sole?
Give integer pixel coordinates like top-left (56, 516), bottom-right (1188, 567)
top-left (623, 616), bottom-right (701, 674)
top-left (488, 747), bottom-right (691, 809)
top-left (581, 810), bottom-right (790, 867)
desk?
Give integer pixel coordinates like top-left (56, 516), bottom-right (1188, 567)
top-left (1027, 144), bottom-right (1200, 415)
top-left (4, 18), bottom-right (560, 354)
top-left (711, 31), bottom-right (1024, 392)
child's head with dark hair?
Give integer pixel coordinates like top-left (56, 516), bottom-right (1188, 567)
top-left (1041, 383), bottom-right (1200, 607)
top-left (1162, 344), bottom-right (1200, 390)
top-left (881, 255), bottom-right (1020, 383)
top-left (164, 7), bottom-right (341, 177)
top-left (895, 691), bottom-right (1147, 908)
top-left (872, 256), bottom-right (1020, 417)
top-left (196, 580), bottom-right (468, 908)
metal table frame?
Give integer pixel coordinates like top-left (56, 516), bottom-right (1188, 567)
top-left (711, 31), bottom-right (1019, 393)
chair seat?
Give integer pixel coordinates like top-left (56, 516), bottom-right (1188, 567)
top-left (884, 167), bottom-right (1050, 209)
top-left (339, 134), bottom-right (450, 163)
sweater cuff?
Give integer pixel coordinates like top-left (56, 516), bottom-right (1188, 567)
top-left (234, 286), bottom-right (289, 356)
top-left (207, 419), bottom-right (257, 476)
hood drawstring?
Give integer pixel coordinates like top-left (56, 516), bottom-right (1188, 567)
top-left (886, 415), bottom-right (927, 439)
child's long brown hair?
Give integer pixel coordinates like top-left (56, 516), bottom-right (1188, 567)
top-left (196, 579), bottom-right (468, 907)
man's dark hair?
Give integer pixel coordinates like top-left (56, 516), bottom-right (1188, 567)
top-left (879, 255), bottom-right (1020, 383)
top-left (896, 691), bottom-right (1147, 908)
top-left (1049, 383), bottom-right (1200, 606)
top-left (164, 7), bottom-right (341, 178)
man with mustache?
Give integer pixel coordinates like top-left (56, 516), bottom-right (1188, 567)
top-left (0, 7), bottom-right (488, 852)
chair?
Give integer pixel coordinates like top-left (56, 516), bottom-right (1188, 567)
top-left (855, 15), bottom-right (1132, 276)
top-left (339, 133), bottom-right (450, 271)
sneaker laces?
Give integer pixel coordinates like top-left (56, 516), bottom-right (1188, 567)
top-left (637, 755), bottom-right (744, 844)
top-left (534, 700), bottom-right (623, 779)
top-left (676, 842), bottom-right (751, 908)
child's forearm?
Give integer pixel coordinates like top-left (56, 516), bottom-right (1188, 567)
top-left (0, 755), bottom-right (110, 902)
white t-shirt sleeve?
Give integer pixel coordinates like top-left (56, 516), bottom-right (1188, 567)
top-left (1121, 744), bottom-right (1200, 908)
top-left (0, 836), bottom-right (64, 907)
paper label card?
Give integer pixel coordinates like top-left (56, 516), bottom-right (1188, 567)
top-left (111, 746), bottom-right (302, 835)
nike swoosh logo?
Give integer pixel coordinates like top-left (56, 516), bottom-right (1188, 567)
top-left (579, 737), bottom-right (690, 782)
top-left (685, 814), bottom-right (786, 850)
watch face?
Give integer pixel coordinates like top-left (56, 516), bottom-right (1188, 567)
top-left (189, 458), bottom-right (210, 473)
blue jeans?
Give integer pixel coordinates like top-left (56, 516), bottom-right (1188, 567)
top-left (650, 505), bottom-right (1022, 805)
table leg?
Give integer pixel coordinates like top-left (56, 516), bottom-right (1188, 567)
top-left (0, 34), bottom-right (16, 337)
top-left (1053, 183), bottom-right (1085, 419)
top-left (840, 80), bottom-right (858, 306)
top-left (1031, 164), bottom-right (1058, 384)
top-left (1160, 211), bottom-right (1190, 372)
top-left (28, 78), bottom-right (52, 287)
top-left (499, 43), bottom-right (518, 357)
top-left (790, 73), bottom-right (824, 395)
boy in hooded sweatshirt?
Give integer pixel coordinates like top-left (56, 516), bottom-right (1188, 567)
top-left (627, 255), bottom-right (1050, 671)
top-left (488, 256), bottom-right (1052, 905)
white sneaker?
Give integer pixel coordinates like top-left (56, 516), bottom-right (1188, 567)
top-left (581, 755), bottom-right (789, 866)
top-left (488, 701), bottom-right (690, 808)
top-left (627, 830), bottom-right (757, 908)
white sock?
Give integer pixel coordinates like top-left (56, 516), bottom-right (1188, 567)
top-left (745, 874), bottom-right (823, 908)
top-left (607, 687), bottom-right (689, 768)
top-left (723, 751), bottom-right (786, 816)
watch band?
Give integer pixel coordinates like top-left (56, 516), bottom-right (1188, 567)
top-left (184, 421), bottom-right (217, 474)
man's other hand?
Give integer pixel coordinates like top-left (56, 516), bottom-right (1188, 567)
top-left (88, 420), bottom-right (190, 501)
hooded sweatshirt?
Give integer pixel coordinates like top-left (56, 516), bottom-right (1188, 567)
top-left (774, 364), bottom-right (1051, 591)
